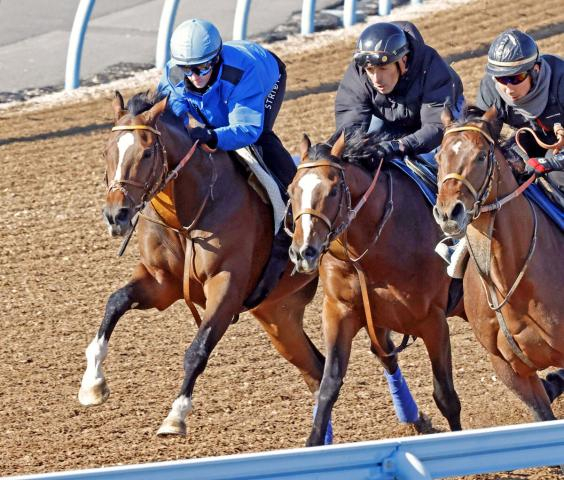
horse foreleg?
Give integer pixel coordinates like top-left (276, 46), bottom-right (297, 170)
top-left (79, 264), bottom-right (182, 406)
top-left (158, 271), bottom-right (242, 436)
top-left (421, 313), bottom-right (462, 431)
top-left (489, 354), bottom-right (555, 422)
top-left (252, 291), bottom-right (324, 394)
top-left (307, 298), bottom-right (361, 447)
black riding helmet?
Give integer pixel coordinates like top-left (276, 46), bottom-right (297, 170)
top-left (486, 29), bottom-right (539, 77)
top-left (353, 23), bottom-right (410, 68)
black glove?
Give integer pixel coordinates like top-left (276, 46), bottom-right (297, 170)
top-left (524, 152), bottom-right (564, 176)
top-left (374, 140), bottom-right (404, 161)
top-left (190, 127), bottom-right (218, 148)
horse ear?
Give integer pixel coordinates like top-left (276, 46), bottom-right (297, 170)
top-left (482, 105), bottom-right (498, 125)
top-left (112, 90), bottom-right (127, 123)
top-left (142, 95), bottom-right (168, 126)
top-left (441, 107), bottom-right (454, 128)
top-left (330, 132), bottom-right (346, 159)
top-left (300, 134), bottom-right (311, 161)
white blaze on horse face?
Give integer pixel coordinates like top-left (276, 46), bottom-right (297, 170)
top-left (114, 132), bottom-right (135, 182)
top-left (298, 172), bottom-right (322, 242)
top-left (452, 140), bottom-right (462, 155)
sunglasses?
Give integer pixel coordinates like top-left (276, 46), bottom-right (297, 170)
top-left (180, 60), bottom-right (215, 78)
top-left (494, 71), bottom-right (529, 86)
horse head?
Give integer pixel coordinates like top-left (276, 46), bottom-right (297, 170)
top-left (103, 91), bottom-right (168, 236)
top-left (287, 133), bottom-right (349, 273)
top-left (433, 106), bottom-right (499, 237)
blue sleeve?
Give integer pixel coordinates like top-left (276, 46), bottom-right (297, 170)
top-left (214, 66), bottom-right (266, 151)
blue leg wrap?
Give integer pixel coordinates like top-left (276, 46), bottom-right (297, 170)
top-left (384, 366), bottom-right (419, 423)
top-left (313, 403), bottom-right (334, 445)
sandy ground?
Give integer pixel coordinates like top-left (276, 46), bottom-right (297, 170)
top-left (0, 0), bottom-right (563, 478)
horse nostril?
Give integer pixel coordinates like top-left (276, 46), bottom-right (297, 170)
top-left (302, 245), bottom-right (318, 261)
top-left (433, 205), bottom-right (445, 224)
top-left (115, 208), bottom-right (131, 224)
top-left (451, 201), bottom-right (465, 221)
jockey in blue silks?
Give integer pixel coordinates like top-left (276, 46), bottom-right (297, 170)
top-left (157, 18), bottom-right (296, 190)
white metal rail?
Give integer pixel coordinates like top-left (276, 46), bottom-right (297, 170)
top-left (65, 0), bottom-right (424, 89)
top-left (7, 420), bottom-right (564, 479)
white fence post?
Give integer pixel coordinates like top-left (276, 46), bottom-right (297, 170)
top-left (343, 0), bottom-right (357, 27)
top-left (233, 0), bottom-right (252, 40)
top-left (155, 0), bottom-right (180, 69)
top-left (378, 0), bottom-right (392, 16)
top-left (64, 0), bottom-right (96, 90)
top-left (301, 0), bottom-right (316, 35)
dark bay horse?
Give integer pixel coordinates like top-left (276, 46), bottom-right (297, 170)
top-left (78, 91), bottom-right (325, 436)
top-left (434, 106), bottom-right (564, 422)
top-left (286, 133), bottom-right (462, 446)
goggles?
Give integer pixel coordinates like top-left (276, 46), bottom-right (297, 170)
top-left (354, 51), bottom-right (393, 68)
top-left (180, 58), bottom-right (217, 78)
top-left (494, 71), bottom-right (529, 86)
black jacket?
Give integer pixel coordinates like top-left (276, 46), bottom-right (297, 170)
top-left (476, 54), bottom-right (564, 146)
top-left (335, 21), bottom-right (463, 154)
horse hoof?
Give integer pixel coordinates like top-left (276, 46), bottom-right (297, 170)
top-left (157, 418), bottom-right (186, 436)
top-left (78, 380), bottom-right (110, 406)
top-left (411, 412), bottom-right (433, 435)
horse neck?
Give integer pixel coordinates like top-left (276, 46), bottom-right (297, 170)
top-left (468, 148), bottom-right (535, 284)
top-left (339, 162), bottom-right (391, 251)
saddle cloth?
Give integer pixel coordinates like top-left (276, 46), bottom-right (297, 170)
top-left (234, 146), bottom-right (286, 234)
top-left (388, 157), bottom-right (437, 207)
top-left (524, 183), bottom-right (564, 232)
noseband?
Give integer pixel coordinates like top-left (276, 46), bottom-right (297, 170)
top-left (441, 126), bottom-right (496, 218)
top-left (284, 160), bottom-right (352, 247)
top-left (107, 124), bottom-right (169, 213)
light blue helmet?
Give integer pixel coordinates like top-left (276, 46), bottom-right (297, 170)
top-left (170, 19), bottom-right (222, 66)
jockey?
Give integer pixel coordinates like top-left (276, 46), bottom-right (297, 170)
top-left (157, 18), bottom-right (296, 191)
top-left (334, 21), bottom-right (464, 168)
top-left (476, 29), bottom-right (564, 192)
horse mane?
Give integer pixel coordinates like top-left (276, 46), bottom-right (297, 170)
top-left (126, 90), bottom-right (168, 115)
top-left (452, 105), bottom-right (499, 145)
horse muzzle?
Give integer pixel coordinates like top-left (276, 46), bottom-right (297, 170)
top-left (289, 243), bottom-right (321, 274)
top-left (433, 201), bottom-right (469, 239)
top-left (102, 205), bottom-right (135, 237)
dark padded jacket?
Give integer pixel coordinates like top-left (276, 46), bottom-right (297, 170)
top-left (476, 54), bottom-right (564, 146)
top-left (335, 21), bottom-right (463, 154)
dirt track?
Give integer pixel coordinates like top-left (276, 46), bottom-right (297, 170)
top-left (1, 0), bottom-right (563, 478)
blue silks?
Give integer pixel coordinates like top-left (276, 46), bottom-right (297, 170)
top-left (384, 366), bottom-right (419, 423)
top-left (312, 402), bottom-right (334, 445)
top-left (523, 182), bottom-right (564, 232)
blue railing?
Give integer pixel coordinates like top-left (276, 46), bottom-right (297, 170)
top-left (64, 0), bottom-right (425, 89)
top-left (7, 420), bottom-right (564, 479)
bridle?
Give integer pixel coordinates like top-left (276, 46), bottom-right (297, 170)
top-left (284, 159), bottom-right (352, 249)
top-left (440, 125), bottom-right (536, 217)
top-left (440, 125), bottom-right (497, 219)
top-left (106, 124), bottom-right (169, 214)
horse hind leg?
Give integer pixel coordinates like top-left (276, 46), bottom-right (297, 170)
top-left (78, 264), bottom-right (182, 407)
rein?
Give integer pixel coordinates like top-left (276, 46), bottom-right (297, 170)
top-left (442, 125), bottom-right (539, 369)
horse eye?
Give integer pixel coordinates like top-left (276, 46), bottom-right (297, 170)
top-left (141, 148), bottom-right (152, 159)
top-left (477, 152), bottom-right (487, 162)
top-left (329, 187), bottom-right (338, 197)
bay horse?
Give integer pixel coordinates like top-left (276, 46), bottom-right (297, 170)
top-left (286, 132), bottom-right (462, 446)
top-left (78, 91), bottom-right (325, 436)
top-left (434, 106), bottom-right (564, 422)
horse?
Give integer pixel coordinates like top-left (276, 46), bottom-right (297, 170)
top-left (286, 132), bottom-right (462, 446)
top-left (433, 106), bottom-right (564, 422)
top-left (78, 91), bottom-right (326, 437)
